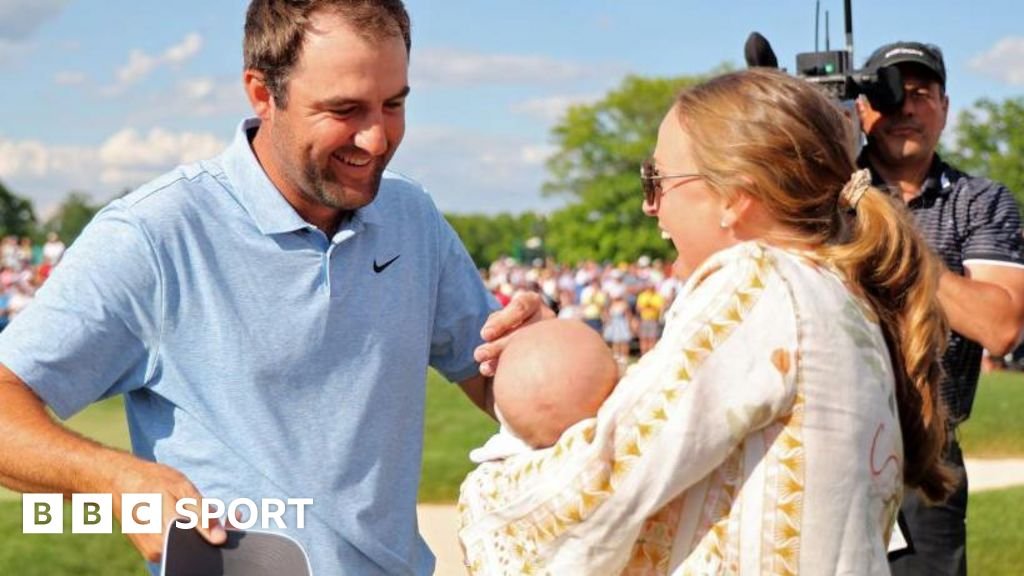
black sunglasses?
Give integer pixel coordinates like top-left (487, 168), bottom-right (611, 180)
top-left (640, 159), bottom-right (703, 205)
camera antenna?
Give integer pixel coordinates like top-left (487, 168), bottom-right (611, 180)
top-left (844, 0), bottom-right (854, 61)
top-left (814, 0), bottom-right (820, 52)
top-left (825, 10), bottom-right (831, 51)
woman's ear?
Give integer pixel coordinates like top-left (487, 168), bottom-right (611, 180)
top-left (720, 189), bottom-right (756, 229)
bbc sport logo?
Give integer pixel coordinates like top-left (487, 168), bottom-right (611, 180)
top-left (22, 494), bottom-right (313, 534)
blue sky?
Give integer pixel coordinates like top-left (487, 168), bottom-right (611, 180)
top-left (2, 0), bottom-right (1022, 217)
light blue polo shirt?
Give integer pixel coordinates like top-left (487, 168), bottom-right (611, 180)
top-left (0, 118), bottom-right (498, 575)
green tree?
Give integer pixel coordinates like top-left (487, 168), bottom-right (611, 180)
top-left (945, 97), bottom-right (1024, 210)
top-left (46, 192), bottom-right (100, 245)
top-left (0, 179), bottom-right (38, 239)
top-left (446, 212), bottom-right (546, 268)
top-left (542, 73), bottom-right (709, 263)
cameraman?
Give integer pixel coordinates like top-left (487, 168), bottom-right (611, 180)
top-left (856, 41), bottom-right (1024, 576)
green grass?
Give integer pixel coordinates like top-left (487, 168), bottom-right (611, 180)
top-left (959, 371), bottom-right (1024, 457)
top-left (0, 371), bottom-right (1020, 574)
top-left (419, 371), bottom-right (497, 502)
top-left (63, 394), bottom-right (135, 451)
top-left (0, 501), bottom-right (145, 575)
top-left (967, 485), bottom-right (1024, 574)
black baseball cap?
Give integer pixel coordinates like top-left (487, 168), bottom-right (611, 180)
top-left (161, 525), bottom-right (312, 576)
top-left (865, 41), bottom-right (946, 88)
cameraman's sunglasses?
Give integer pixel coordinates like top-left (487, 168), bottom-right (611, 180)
top-left (640, 159), bottom-right (704, 206)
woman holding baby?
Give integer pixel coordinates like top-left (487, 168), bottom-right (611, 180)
top-left (465, 69), bottom-right (953, 574)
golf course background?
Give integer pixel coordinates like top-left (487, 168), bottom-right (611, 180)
top-left (1, 370), bottom-right (1022, 574)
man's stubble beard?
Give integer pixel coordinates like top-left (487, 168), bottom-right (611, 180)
top-left (303, 156), bottom-right (386, 211)
top-left (869, 132), bottom-right (931, 169)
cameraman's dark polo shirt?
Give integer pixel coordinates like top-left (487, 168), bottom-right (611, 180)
top-left (859, 152), bottom-right (1024, 424)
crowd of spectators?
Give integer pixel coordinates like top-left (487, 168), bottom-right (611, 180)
top-left (0, 233), bottom-right (65, 332)
top-left (0, 235), bottom-right (680, 368)
top-left (482, 255), bottom-right (681, 371)
top-left (2, 243), bottom-right (678, 366)
top-left (484, 252), bottom-right (1024, 376)
top-left (11, 235), bottom-right (1023, 375)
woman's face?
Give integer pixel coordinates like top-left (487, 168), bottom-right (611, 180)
top-left (643, 106), bottom-right (737, 278)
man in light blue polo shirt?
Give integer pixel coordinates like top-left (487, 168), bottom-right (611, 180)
top-left (0, 1), bottom-right (548, 574)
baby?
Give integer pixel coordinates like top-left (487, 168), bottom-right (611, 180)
top-left (470, 319), bottom-right (620, 463)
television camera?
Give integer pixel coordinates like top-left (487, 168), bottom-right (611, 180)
top-left (744, 0), bottom-right (904, 115)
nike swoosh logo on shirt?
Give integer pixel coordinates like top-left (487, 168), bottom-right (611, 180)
top-left (373, 254), bottom-right (401, 273)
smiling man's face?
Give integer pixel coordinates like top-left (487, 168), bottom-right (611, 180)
top-left (260, 10), bottom-right (409, 213)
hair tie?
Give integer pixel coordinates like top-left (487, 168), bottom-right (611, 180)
top-left (840, 168), bottom-right (871, 210)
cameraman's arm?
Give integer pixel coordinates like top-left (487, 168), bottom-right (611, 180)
top-left (940, 181), bottom-right (1024, 356)
top-left (0, 364), bottom-right (225, 561)
top-left (938, 264), bottom-right (1024, 356)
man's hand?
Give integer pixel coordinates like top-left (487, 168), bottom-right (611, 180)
top-left (474, 291), bottom-right (554, 377)
top-left (110, 455), bottom-right (227, 563)
top-left (0, 366), bottom-right (228, 564)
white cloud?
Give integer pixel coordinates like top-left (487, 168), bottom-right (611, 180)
top-left (0, 127), bottom-right (226, 214)
top-left (164, 76), bottom-right (247, 118)
top-left (0, 138), bottom-right (93, 180)
top-left (105, 32), bottom-right (205, 94)
top-left (968, 37), bottom-right (1024, 86)
top-left (391, 126), bottom-right (564, 214)
top-left (0, 0), bottom-right (68, 42)
top-left (0, 121), bottom-right (553, 218)
top-left (175, 77), bottom-right (248, 118)
top-left (163, 33), bottom-right (202, 65)
top-left (102, 77), bottom-right (248, 128)
top-left (116, 49), bottom-right (158, 85)
top-left (98, 127), bottom-right (224, 174)
top-left (180, 77), bottom-right (216, 100)
top-left (412, 48), bottom-right (602, 87)
top-left (0, 137), bottom-right (101, 212)
top-left (520, 144), bottom-right (556, 166)
top-left (511, 94), bottom-right (600, 123)
top-left (53, 70), bottom-right (86, 85)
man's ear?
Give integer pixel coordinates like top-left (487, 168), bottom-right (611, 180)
top-left (940, 93), bottom-right (950, 131)
top-left (243, 70), bottom-right (274, 120)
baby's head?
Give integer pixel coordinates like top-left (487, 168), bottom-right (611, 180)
top-left (492, 319), bottom-right (619, 448)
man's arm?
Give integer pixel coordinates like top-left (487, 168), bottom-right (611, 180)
top-left (457, 374), bottom-right (494, 420)
top-left (0, 364), bottom-right (225, 562)
top-left (938, 264), bottom-right (1024, 356)
top-left (0, 364), bottom-right (125, 495)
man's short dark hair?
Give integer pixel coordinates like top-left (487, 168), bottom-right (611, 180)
top-left (244, 0), bottom-right (411, 107)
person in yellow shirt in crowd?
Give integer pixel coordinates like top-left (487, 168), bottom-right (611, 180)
top-left (635, 283), bottom-right (666, 355)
